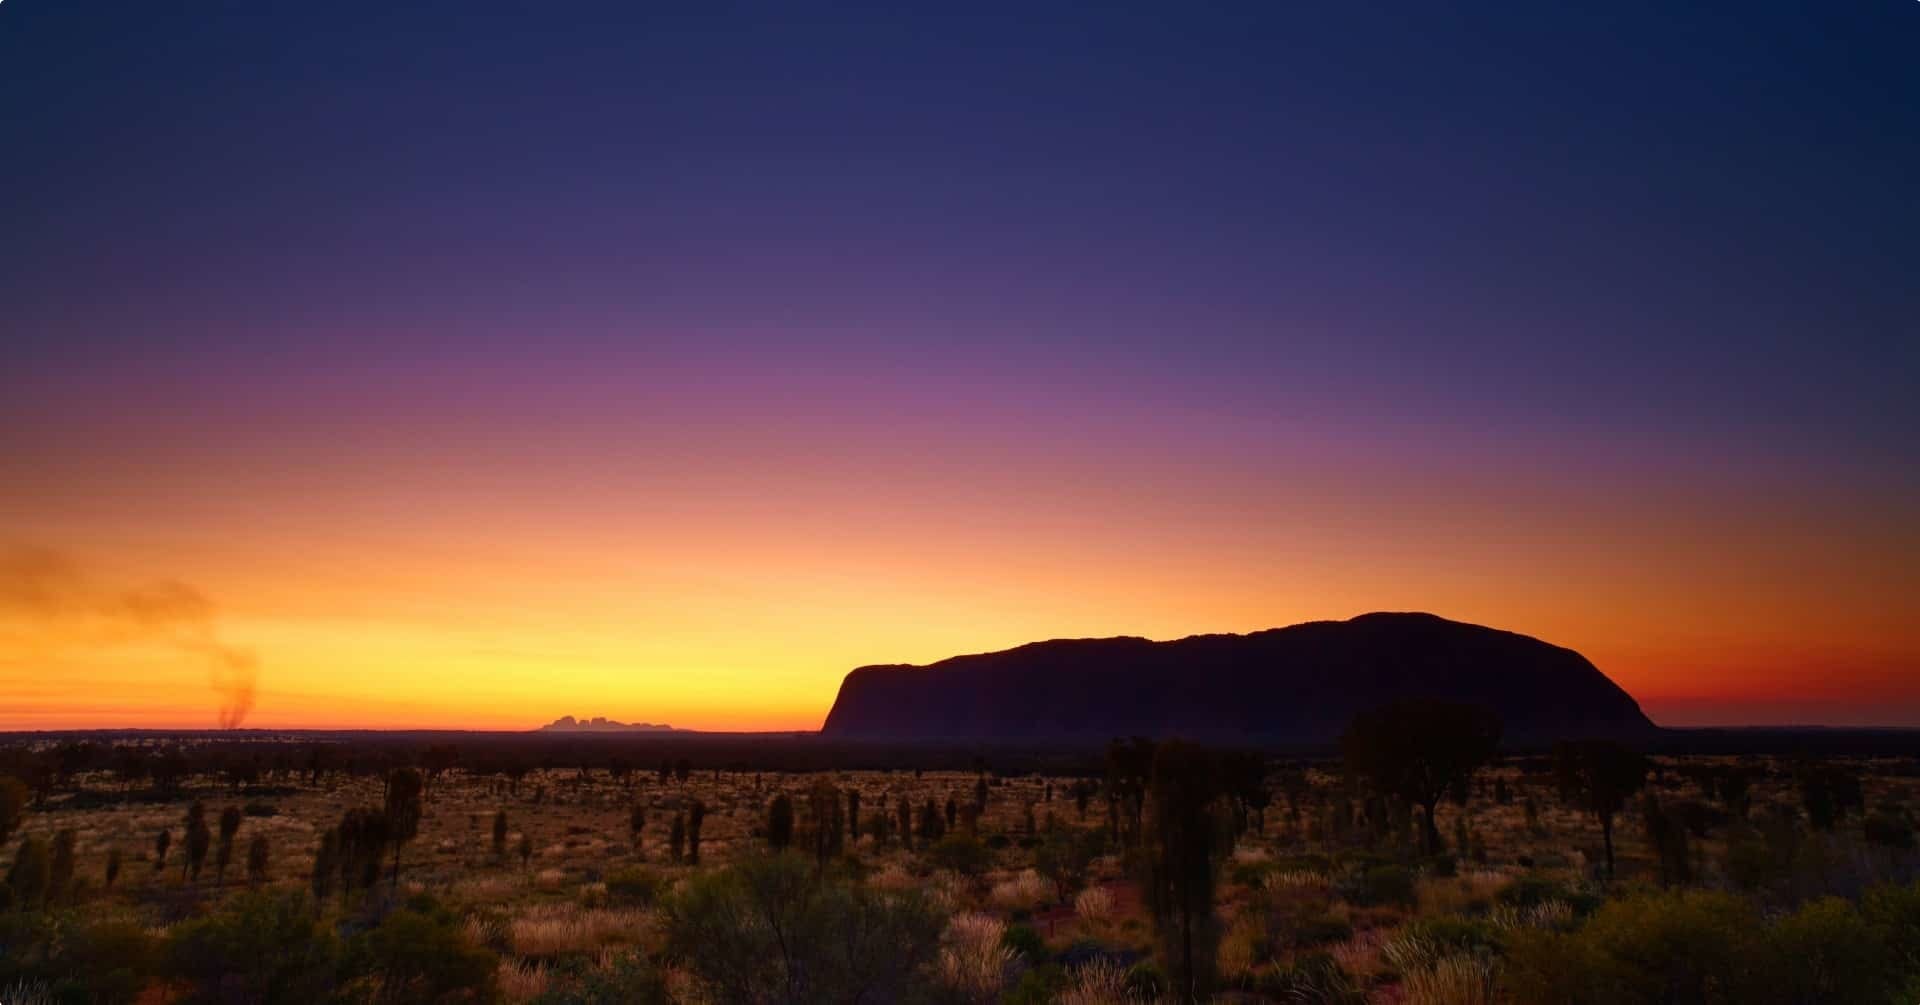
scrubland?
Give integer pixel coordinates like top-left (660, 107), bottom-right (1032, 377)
top-left (1, 740), bottom-right (1918, 1003)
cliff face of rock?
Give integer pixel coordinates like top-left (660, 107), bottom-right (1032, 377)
top-left (820, 612), bottom-right (1654, 745)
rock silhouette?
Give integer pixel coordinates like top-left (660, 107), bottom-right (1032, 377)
top-left (821, 612), bottom-right (1654, 744)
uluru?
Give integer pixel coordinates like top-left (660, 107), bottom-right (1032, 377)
top-left (820, 612), bottom-right (1655, 745)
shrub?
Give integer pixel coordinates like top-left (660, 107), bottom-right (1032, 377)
top-left (1766, 896), bottom-right (1896, 1004)
top-left (925, 833), bottom-right (992, 876)
top-left (345, 898), bottom-right (497, 1002)
top-left (1344, 864), bottom-right (1416, 907)
top-left (1255, 951), bottom-right (1365, 1004)
top-left (1001, 922), bottom-right (1047, 963)
top-left (1503, 890), bottom-right (1764, 1004)
top-left (664, 852), bottom-right (944, 1003)
top-left (604, 866), bottom-right (664, 907)
top-left (167, 889), bottom-right (341, 1002)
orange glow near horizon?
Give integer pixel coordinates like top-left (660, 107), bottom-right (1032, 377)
top-left (3, 407), bottom-right (1915, 732)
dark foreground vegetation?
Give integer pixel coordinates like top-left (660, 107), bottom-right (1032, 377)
top-left (3, 707), bottom-right (1919, 1003)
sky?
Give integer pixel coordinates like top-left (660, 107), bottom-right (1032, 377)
top-left (2, 0), bottom-right (1916, 731)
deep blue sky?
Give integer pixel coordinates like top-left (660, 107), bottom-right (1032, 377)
top-left (7, 1), bottom-right (1915, 456)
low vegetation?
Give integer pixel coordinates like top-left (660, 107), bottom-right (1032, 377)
top-left (1, 718), bottom-right (1917, 1002)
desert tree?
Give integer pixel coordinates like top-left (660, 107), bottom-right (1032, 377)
top-left (49, 828), bottom-right (76, 903)
top-left (0, 775), bottom-right (26, 844)
top-left (1641, 791), bottom-right (1690, 886)
top-left (674, 757), bottom-right (692, 784)
top-left (185, 800), bottom-right (212, 883)
top-left (688, 799), bottom-right (707, 865)
top-left (1553, 739), bottom-right (1647, 877)
top-left (628, 803), bottom-right (646, 858)
top-left (769, 793), bottom-right (795, 851)
top-left (384, 767), bottom-right (424, 889)
top-left (153, 828), bottom-right (171, 873)
top-left (1106, 737), bottom-right (1156, 846)
top-left (1141, 741), bottom-right (1226, 1001)
top-left (1222, 750), bottom-right (1271, 837)
top-left (105, 847), bottom-right (122, 888)
top-left (1341, 700), bottom-right (1502, 855)
top-left (217, 805), bottom-right (243, 885)
top-left (974, 774), bottom-right (989, 814)
top-left (919, 798), bottom-right (945, 843)
top-left (5, 834), bottom-right (51, 908)
top-left (809, 780), bottom-right (844, 864)
top-left (312, 830), bottom-right (338, 901)
top-left (1799, 764), bottom-right (1864, 831)
top-left (247, 833), bottom-right (270, 886)
top-left (493, 810), bottom-right (510, 860)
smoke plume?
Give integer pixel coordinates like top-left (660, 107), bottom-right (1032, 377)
top-left (1, 545), bottom-right (260, 728)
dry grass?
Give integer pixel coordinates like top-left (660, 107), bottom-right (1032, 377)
top-left (1401, 955), bottom-right (1498, 1005)
top-left (1074, 884), bottom-right (1115, 923)
top-left (937, 912), bottom-right (1013, 1001)
top-left (1057, 958), bottom-right (1136, 1005)
top-left (495, 959), bottom-right (550, 1002)
top-left (508, 904), bottom-right (653, 958)
top-left (988, 868), bottom-right (1049, 911)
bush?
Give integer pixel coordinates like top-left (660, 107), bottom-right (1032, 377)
top-left (1766, 897), bottom-right (1896, 1004)
top-left (924, 834), bottom-right (993, 877)
top-left (167, 890), bottom-right (341, 1002)
top-left (530, 951), bottom-right (668, 1005)
top-left (1001, 923), bottom-right (1047, 963)
top-left (604, 866), bottom-right (665, 907)
top-left (1504, 890), bottom-right (1764, 1004)
top-left (1255, 951), bottom-right (1365, 1003)
top-left (664, 852), bottom-right (945, 1003)
top-left (1293, 915), bottom-right (1354, 948)
top-left (344, 898), bottom-right (496, 1003)
top-left (1344, 864), bottom-right (1416, 907)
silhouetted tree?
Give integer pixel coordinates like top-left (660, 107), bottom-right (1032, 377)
top-left (385, 767), bottom-right (424, 889)
top-left (0, 775), bottom-right (26, 844)
top-left (674, 758), bottom-right (692, 784)
top-left (312, 830), bottom-right (338, 901)
top-left (687, 799), bottom-right (706, 864)
top-left (1799, 764), bottom-right (1864, 831)
top-left (247, 833), bottom-right (270, 886)
top-left (974, 775), bottom-right (989, 813)
top-left (1341, 700), bottom-right (1502, 855)
top-left (809, 781), bottom-right (844, 864)
top-left (49, 828), bottom-right (76, 902)
top-left (769, 794), bottom-right (795, 851)
top-left (216, 805), bottom-right (242, 885)
top-left (1142, 741), bottom-right (1224, 1001)
top-left (105, 846), bottom-right (122, 888)
top-left (1554, 739), bottom-right (1647, 877)
top-left (6, 835), bottom-right (51, 908)
top-left (1107, 737), bottom-right (1156, 845)
top-left (1641, 792), bottom-right (1690, 886)
top-left (154, 828), bottom-right (171, 873)
top-left (185, 801), bottom-right (212, 882)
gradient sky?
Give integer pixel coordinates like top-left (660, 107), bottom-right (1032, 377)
top-left (2, 0), bottom-right (1916, 731)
